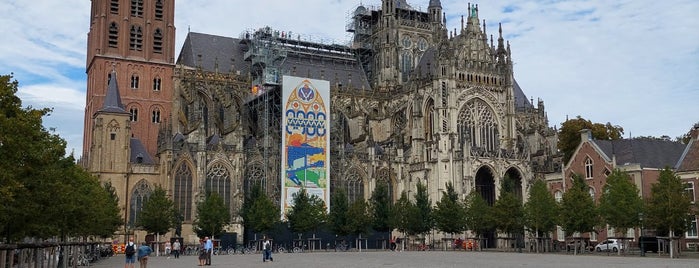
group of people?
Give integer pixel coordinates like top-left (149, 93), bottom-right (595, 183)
top-left (124, 235), bottom-right (275, 266)
top-left (123, 237), bottom-right (153, 268)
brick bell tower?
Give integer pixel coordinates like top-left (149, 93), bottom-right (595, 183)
top-left (83, 0), bottom-right (175, 162)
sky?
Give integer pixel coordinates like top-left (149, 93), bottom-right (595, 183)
top-left (1, 0), bottom-right (697, 158)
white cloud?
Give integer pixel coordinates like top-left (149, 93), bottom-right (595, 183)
top-left (1, 0), bottom-right (698, 160)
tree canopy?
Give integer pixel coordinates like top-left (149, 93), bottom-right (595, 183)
top-left (243, 183), bottom-right (281, 234)
top-left (193, 192), bottom-right (230, 238)
top-left (524, 179), bottom-right (559, 237)
top-left (406, 182), bottom-right (432, 236)
top-left (646, 168), bottom-right (694, 237)
top-left (0, 74), bottom-right (121, 242)
top-left (492, 176), bottom-right (524, 237)
top-left (464, 191), bottom-right (492, 238)
top-left (370, 181), bottom-right (393, 233)
top-left (286, 188), bottom-right (327, 235)
top-left (559, 174), bottom-right (598, 236)
top-left (346, 199), bottom-right (372, 237)
top-left (598, 169), bottom-right (643, 236)
top-left (433, 182), bottom-right (466, 235)
top-left (558, 116), bottom-right (623, 163)
top-left (328, 188), bottom-right (352, 237)
top-left (138, 186), bottom-right (176, 235)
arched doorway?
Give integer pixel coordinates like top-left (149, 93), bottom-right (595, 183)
top-left (475, 166), bottom-right (496, 248)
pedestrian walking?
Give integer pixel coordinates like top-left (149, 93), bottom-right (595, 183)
top-left (137, 242), bottom-right (152, 268)
top-left (172, 239), bottom-right (181, 258)
top-left (124, 237), bottom-right (136, 268)
top-left (262, 236), bottom-right (273, 262)
top-left (204, 236), bottom-right (213, 265)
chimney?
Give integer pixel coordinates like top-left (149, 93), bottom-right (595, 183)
top-left (580, 129), bottom-right (592, 142)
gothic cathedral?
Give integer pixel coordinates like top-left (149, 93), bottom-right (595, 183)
top-left (83, 0), bottom-right (559, 246)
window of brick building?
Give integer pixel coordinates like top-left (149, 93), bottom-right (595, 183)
top-left (130, 74), bottom-right (139, 89)
top-left (108, 22), bottom-right (118, 48)
top-left (129, 107), bottom-right (138, 122)
top-left (129, 25), bottom-right (143, 51)
top-left (153, 77), bottom-right (161, 91)
top-left (110, 0), bottom-right (119, 14)
top-left (153, 29), bottom-right (163, 53)
top-left (152, 108), bottom-right (161, 123)
top-left (585, 157), bottom-right (593, 179)
top-left (130, 0), bottom-right (143, 17)
top-left (155, 0), bottom-right (163, 20)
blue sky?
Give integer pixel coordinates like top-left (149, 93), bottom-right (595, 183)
top-left (1, 0), bottom-right (698, 158)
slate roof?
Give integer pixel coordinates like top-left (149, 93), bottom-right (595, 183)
top-left (99, 71), bottom-right (128, 114)
top-left (676, 128), bottom-right (699, 172)
top-left (594, 139), bottom-right (686, 169)
top-left (130, 138), bottom-right (155, 164)
top-left (177, 31), bottom-right (371, 90)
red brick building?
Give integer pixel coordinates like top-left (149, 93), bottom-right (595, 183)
top-left (547, 129), bottom-right (687, 247)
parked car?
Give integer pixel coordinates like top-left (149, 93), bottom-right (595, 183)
top-left (639, 236), bottom-right (659, 253)
top-left (595, 239), bottom-right (623, 252)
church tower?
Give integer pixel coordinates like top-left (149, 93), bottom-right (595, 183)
top-left (83, 0), bottom-right (176, 162)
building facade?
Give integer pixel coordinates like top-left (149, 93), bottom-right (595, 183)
top-left (547, 129), bottom-right (697, 250)
top-left (83, 0), bottom-right (559, 246)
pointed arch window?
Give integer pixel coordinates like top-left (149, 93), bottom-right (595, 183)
top-left (153, 77), bottom-right (161, 91)
top-left (457, 98), bottom-right (499, 152)
top-left (377, 169), bottom-right (394, 202)
top-left (129, 25), bottom-right (143, 51)
top-left (129, 107), bottom-right (138, 122)
top-left (130, 0), bottom-right (143, 17)
top-left (130, 74), bottom-right (139, 89)
top-left (129, 180), bottom-right (152, 226)
top-left (152, 108), bottom-right (161, 123)
top-left (206, 163), bottom-right (232, 212)
top-left (108, 22), bottom-right (118, 48)
top-left (153, 28), bottom-right (163, 54)
top-left (344, 172), bottom-right (364, 204)
top-left (585, 157), bottom-right (593, 179)
top-left (174, 163), bottom-right (193, 221)
top-left (155, 0), bottom-right (163, 20)
top-left (400, 51), bottom-right (412, 82)
top-left (110, 0), bottom-right (119, 14)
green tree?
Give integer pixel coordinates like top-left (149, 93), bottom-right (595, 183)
top-left (89, 181), bottom-right (123, 238)
top-left (646, 168), bottom-right (693, 257)
top-left (598, 169), bottom-right (643, 237)
top-left (346, 199), bottom-right (372, 238)
top-left (558, 116), bottom-right (623, 163)
top-left (240, 182), bottom-right (263, 229)
top-left (559, 174), bottom-right (598, 254)
top-left (433, 182), bottom-right (466, 236)
top-left (493, 176), bottom-right (524, 249)
top-left (193, 192), bottom-right (230, 238)
top-left (286, 188), bottom-right (327, 236)
top-left (392, 191), bottom-right (412, 236)
top-left (406, 182), bottom-right (432, 237)
top-left (138, 186), bottom-right (176, 235)
top-left (329, 188), bottom-right (352, 237)
top-left (465, 191), bottom-right (492, 242)
top-left (524, 179), bottom-right (559, 252)
top-left (0, 74), bottom-right (69, 241)
top-left (370, 181), bottom-right (393, 233)
top-left (246, 189), bottom-right (280, 235)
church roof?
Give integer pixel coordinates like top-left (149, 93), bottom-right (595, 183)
top-left (513, 79), bottom-right (533, 109)
top-left (130, 138), bottom-right (155, 164)
top-left (594, 139), bottom-right (686, 169)
top-left (177, 31), bottom-right (371, 90)
top-left (99, 70), bottom-right (127, 114)
top-left (177, 32), bottom-right (250, 74)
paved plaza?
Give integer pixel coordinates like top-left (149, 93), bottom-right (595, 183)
top-left (90, 250), bottom-right (698, 268)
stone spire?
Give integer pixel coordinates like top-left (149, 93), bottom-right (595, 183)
top-left (99, 69), bottom-right (127, 113)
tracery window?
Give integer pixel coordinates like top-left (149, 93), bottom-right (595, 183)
top-left (206, 163), bottom-right (232, 210)
top-left (129, 180), bottom-right (152, 226)
top-left (151, 108), bottom-right (161, 123)
top-left (376, 168), bottom-right (394, 202)
top-left (400, 51), bottom-right (412, 82)
top-left (174, 163), bottom-right (193, 221)
top-left (343, 172), bottom-right (364, 204)
top-left (457, 98), bottom-right (499, 152)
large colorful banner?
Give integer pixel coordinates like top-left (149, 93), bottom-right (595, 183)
top-left (280, 76), bottom-right (330, 219)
